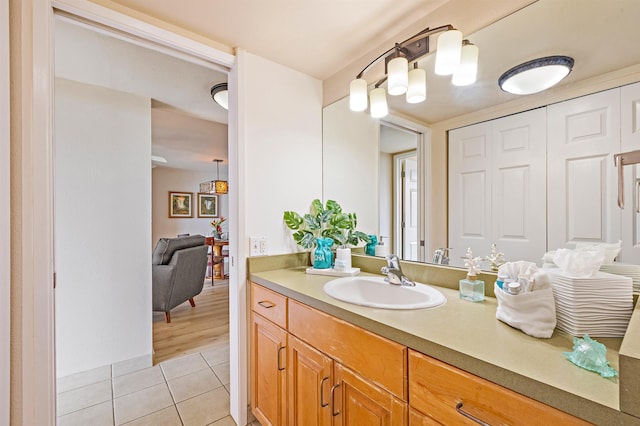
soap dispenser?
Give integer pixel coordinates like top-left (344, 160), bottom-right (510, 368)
top-left (459, 247), bottom-right (484, 302)
top-left (374, 236), bottom-right (389, 257)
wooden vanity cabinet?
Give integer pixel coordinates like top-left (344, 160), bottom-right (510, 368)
top-left (251, 285), bottom-right (288, 426)
top-left (408, 350), bottom-right (590, 425)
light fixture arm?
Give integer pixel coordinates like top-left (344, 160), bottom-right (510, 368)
top-left (355, 24), bottom-right (455, 80)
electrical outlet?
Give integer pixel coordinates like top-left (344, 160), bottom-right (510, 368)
top-left (259, 237), bottom-right (268, 255)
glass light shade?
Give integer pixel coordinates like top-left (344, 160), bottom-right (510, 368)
top-left (200, 181), bottom-right (214, 193)
top-left (213, 90), bottom-right (228, 109)
top-left (369, 87), bottom-right (388, 118)
top-left (499, 56), bottom-right (574, 95)
top-left (452, 43), bottom-right (479, 86)
top-left (387, 56), bottom-right (408, 96)
top-left (215, 180), bottom-right (229, 194)
top-left (349, 78), bottom-right (368, 111)
top-left (406, 67), bottom-right (426, 103)
top-left (434, 29), bottom-right (463, 76)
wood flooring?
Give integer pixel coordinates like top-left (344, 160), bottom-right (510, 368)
top-left (152, 279), bottom-right (230, 364)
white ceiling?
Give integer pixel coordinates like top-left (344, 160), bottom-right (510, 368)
top-left (55, 0), bottom-right (640, 170)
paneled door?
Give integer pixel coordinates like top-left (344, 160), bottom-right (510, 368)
top-left (448, 121), bottom-right (492, 267)
top-left (621, 82), bottom-right (640, 264)
top-left (547, 88), bottom-right (621, 250)
top-left (449, 109), bottom-right (546, 267)
top-left (490, 108), bottom-right (547, 264)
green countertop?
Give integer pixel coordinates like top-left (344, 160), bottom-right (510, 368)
top-left (249, 258), bottom-right (640, 425)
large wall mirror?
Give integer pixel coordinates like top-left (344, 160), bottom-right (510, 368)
top-left (322, 0), bottom-right (640, 270)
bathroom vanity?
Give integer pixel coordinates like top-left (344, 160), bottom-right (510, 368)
top-left (248, 254), bottom-right (640, 425)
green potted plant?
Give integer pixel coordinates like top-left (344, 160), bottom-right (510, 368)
top-left (284, 199), bottom-right (370, 268)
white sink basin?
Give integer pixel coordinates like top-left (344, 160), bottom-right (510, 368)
top-left (323, 276), bottom-right (446, 310)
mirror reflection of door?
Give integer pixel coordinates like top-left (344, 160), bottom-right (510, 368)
top-left (379, 123), bottom-right (420, 261)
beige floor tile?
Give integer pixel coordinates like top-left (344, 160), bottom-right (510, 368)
top-left (167, 367), bottom-right (223, 403)
top-left (160, 352), bottom-right (209, 380)
top-left (113, 366), bottom-right (165, 398)
top-left (57, 365), bottom-right (111, 393)
top-left (112, 354), bottom-right (153, 378)
top-left (57, 379), bottom-right (112, 416)
top-left (212, 362), bottom-right (230, 386)
top-left (209, 415), bottom-right (236, 426)
top-left (201, 346), bottom-right (230, 367)
top-left (177, 387), bottom-right (230, 426)
top-left (114, 383), bottom-right (174, 425)
top-left (57, 400), bottom-right (113, 426)
top-left (122, 405), bottom-right (182, 426)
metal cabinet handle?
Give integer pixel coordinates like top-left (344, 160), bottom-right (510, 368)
top-left (320, 377), bottom-right (330, 407)
top-left (258, 300), bottom-right (275, 309)
top-left (277, 346), bottom-right (286, 371)
top-left (330, 383), bottom-right (341, 417)
top-left (455, 402), bottom-right (490, 426)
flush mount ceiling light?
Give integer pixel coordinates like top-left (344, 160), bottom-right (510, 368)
top-left (200, 159), bottom-right (228, 194)
top-left (498, 56), bottom-right (574, 95)
top-left (349, 25), bottom-right (478, 118)
top-left (210, 83), bottom-right (228, 110)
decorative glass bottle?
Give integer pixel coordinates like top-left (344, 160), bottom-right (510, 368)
top-left (459, 247), bottom-right (484, 302)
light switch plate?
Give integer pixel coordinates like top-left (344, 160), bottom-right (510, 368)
top-left (250, 236), bottom-right (267, 256)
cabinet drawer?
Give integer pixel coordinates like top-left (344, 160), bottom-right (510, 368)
top-left (408, 350), bottom-right (589, 425)
top-left (251, 283), bottom-right (287, 329)
top-left (288, 299), bottom-right (407, 400)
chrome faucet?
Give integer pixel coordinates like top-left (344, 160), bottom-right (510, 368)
top-left (432, 248), bottom-right (451, 265)
top-left (380, 254), bottom-right (415, 286)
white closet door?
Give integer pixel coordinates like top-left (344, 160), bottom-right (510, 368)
top-left (547, 88), bottom-right (621, 250)
top-left (621, 82), bottom-right (640, 264)
top-left (402, 157), bottom-right (419, 261)
top-left (448, 121), bottom-right (492, 267)
top-left (491, 108), bottom-right (547, 264)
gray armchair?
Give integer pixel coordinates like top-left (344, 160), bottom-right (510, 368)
top-left (152, 235), bottom-right (208, 323)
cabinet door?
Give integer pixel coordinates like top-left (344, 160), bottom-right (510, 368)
top-left (621, 81), bottom-right (640, 264)
top-left (333, 364), bottom-right (407, 426)
top-left (409, 408), bottom-right (442, 426)
top-left (288, 335), bottom-right (333, 426)
top-left (547, 88), bottom-right (621, 250)
top-left (251, 313), bottom-right (287, 426)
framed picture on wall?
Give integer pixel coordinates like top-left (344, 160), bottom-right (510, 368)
top-left (198, 193), bottom-right (219, 218)
top-left (168, 191), bottom-right (193, 218)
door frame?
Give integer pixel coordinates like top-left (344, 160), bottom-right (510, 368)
top-left (16, 0), bottom-right (243, 424)
top-left (1, 0), bottom-right (10, 423)
top-left (383, 115), bottom-right (431, 262)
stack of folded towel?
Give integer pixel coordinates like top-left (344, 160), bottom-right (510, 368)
top-left (600, 263), bottom-right (640, 293)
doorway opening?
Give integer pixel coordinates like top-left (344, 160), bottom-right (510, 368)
top-left (53, 14), bottom-right (234, 424)
top-left (379, 122), bottom-right (422, 261)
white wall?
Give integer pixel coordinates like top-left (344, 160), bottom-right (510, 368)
top-left (54, 78), bottom-right (152, 377)
top-left (243, 52), bottom-right (323, 255)
top-left (322, 97), bottom-right (379, 237)
top-left (152, 166), bottom-right (229, 245)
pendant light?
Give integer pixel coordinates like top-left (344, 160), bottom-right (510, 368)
top-left (199, 159), bottom-right (228, 194)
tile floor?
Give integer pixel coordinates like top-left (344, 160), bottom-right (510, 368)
top-left (56, 345), bottom-right (247, 426)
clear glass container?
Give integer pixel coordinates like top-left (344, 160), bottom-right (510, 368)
top-left (459, 274), bottom-right (484, 302)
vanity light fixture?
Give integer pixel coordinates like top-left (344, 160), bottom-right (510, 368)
top-left (498, 56), bottom-right (574, 95)
top-left (200, 159), bottom-right (228, 194)
top-left (210, 83), bottom-right (228, 110)
top-left (349, 25), bottom-right (478, 118)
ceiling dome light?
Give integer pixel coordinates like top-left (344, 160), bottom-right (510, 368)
top-left (498, 56), bottom-right (574, 95)
top-left (210, 83), bottom-right (228, 109)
